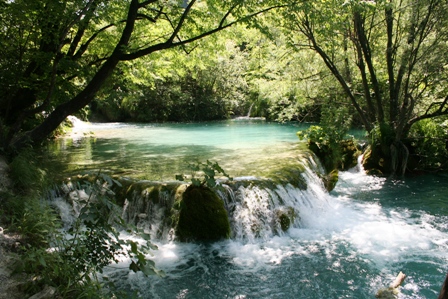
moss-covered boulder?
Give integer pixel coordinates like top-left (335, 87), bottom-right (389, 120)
top-left (362, 145), bottom-right (387, 175)
top-left (323, 169), bottom-right (339, 192)
top-left (339, 139), bottom-right (362, 170)
top-left (176, 185), bottom-right (230, 242)
top-left (275, 206), bottom-right (298, 232)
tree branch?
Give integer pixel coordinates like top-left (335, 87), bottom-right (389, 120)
top-left (407, 95), bottom-right (448, 128)
top-left (73, 23), bottom-right (120, 59)
top-left (120, 4), bottom-right (289, 61)
top-left (167, 0), bottom-right (197, 44)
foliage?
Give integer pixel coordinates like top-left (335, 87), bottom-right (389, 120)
top-left (8, 148), bottom-right (47, 193)
top-left (176, 160), bottom-right (232, 188)
top-left (281, 0), bottom-right (448, 175)
top-left (0, 0), bottom-right (290, 152)
top-left (297, 106), bottom-right (355, 172)
top-left (407, 119), bottom-right (448, 171)
top-left (13, 171), bottom-right (163, 298)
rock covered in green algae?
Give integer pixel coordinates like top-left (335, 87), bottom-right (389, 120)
top-left (176, 185), bottom-right (230, 242)
top-left (323, 169), bottom-right (339, 192)
top-left (275, 206), bottom-right (299, 232)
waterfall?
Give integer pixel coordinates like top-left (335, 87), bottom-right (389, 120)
top-left (119, 155), bottom-right (331, 242)
top-left (46, 153), bottom-right (448, 298)
top-left (247, 102), bottom-right (255, 117)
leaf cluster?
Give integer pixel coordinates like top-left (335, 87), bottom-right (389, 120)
top-left (297, 106), bottom-right (355, 171)
top-left (175, 160), bottom-right (232, 188)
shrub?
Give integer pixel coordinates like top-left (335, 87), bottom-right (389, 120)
top-left (297, 106), bottom-right (357, 173)
top-left (407, 119), bottom-right (448, 171)
top-left (15, 172), bottom-right (163, 298)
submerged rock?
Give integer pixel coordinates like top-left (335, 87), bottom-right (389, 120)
top-left (176, 185), bottom-right (230, 242)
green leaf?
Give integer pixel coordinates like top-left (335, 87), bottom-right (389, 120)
top-left (203, 168), bottom-right (215, 177)
top-left (38, 256), bottom-right (47, 267)
top-left (140, 264), bottom-right (157, 276)
top-left (129, 261), bottom-right (139, 273)
top-left (191, 178), bottom-right (201, 187)
top-left (205, 177), bottom-right (216, 187)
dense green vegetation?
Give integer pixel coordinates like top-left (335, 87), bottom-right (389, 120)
top-left (1, 153), bottom-right (163, 297)
top-left (1, 0), bottom-right (447, 174)
top-left (0, 1), bottom-right (447, 297)
top-left (280, 0), bottom-right (448, 175)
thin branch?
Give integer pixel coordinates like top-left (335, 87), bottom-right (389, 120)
top-left (167, 0), bottom-right (197, 44)
top-left (139, 0), bottom-right (158, 8)
top-left (408, 95), bottom-right (448, 127)
top-left (74, 23), bottom-right (119, 59)
top-left (120, 4), bottom-right (289, 61)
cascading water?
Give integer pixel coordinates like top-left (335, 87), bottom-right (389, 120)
top-left (45, 118), bottom-right (448, 298)
top-left (117, 154), bottom-right (328, 244)
top-left (98, 163), bottom-right (447, 299)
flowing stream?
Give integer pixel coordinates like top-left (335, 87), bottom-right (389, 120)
top-left (45, 118), bottom-right (448, 298)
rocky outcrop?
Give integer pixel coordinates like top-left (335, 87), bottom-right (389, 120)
top-left (0, 229), bottom-right (27, 299)
top-left (175, 185), bottom-right (230, 242)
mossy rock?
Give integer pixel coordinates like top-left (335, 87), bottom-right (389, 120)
top-left (323, 169), bottom-right (339, 192)
top-left (275, 207), bottom-right (298, 232)
top-left (278, 212), bottom-right (291, 232)
top-left (362, 145), bottom-right (388, 175)
top-left (176, 185), bottom-right (230, 242)
top-left (339, 139), bottom-right (362, 170)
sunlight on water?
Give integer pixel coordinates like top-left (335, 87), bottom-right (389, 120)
top-left (48, 118), bottom-right (310, 181)
top-left (51, 118), bottom-right (447, 298)
top-left (99, 164), bottom-right (448, 298)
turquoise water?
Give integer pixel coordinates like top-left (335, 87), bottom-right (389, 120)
top-left (47, 119), bottom-right (310, 180)
top-left (47, 119), bottom-right (448, 298)
top-left (104, 170), bottom-right (447, 299)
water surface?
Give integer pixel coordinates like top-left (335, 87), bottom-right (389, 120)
top-left (45, 119), bottom-right (448, 298)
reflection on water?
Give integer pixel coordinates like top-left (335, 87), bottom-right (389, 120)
top-left (44, 119), bottom-right (310, 180)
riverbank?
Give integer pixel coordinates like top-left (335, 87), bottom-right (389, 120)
top-left (0, 156), bottom-right (26, 298)
top-left (0, 229), bottom-right (26, 299)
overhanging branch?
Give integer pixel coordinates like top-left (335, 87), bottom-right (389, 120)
top-left (120, 3), bottom-right (289, 61)
top-left (408, 95), bottom-right (448, 126)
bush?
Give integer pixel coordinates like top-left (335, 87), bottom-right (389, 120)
top-left (407, 119), bottom-right (448, 171)
top-left (8, 149), bottom-right (47, 193)
top-left (297, 106), bottom-right (357, 173)
top-left (13, 172), bottom-right (163, 298)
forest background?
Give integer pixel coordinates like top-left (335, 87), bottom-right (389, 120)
top-left (1, 0), bottom-right (448, 175)
top-left (1, 1), bottom-right (448, 297)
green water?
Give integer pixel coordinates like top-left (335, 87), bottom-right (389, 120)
top-left (45, 118), bottom-right (448, 298)
top-left (45, 119), bottom-right (310, 180)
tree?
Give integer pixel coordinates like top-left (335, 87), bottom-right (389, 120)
top-left (281, 0), bottom-right (448, 175)
top-left (0, 0), bottom-right (287, 152)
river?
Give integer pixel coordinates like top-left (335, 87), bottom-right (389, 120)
top-left (44, 118), bottom-right (448, 298)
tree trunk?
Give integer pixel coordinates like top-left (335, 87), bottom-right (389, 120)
top-left (10, 57), bottom-right (120, 149)
top-left (8, 0), bottom-right (140, 150)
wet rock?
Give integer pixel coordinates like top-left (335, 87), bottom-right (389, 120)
top-left (275, 206), bottom-right (298, 232)
top-left (28, 285), bottom-right (56, 299)
top-left (176, 185), bottom-right (230, 242)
